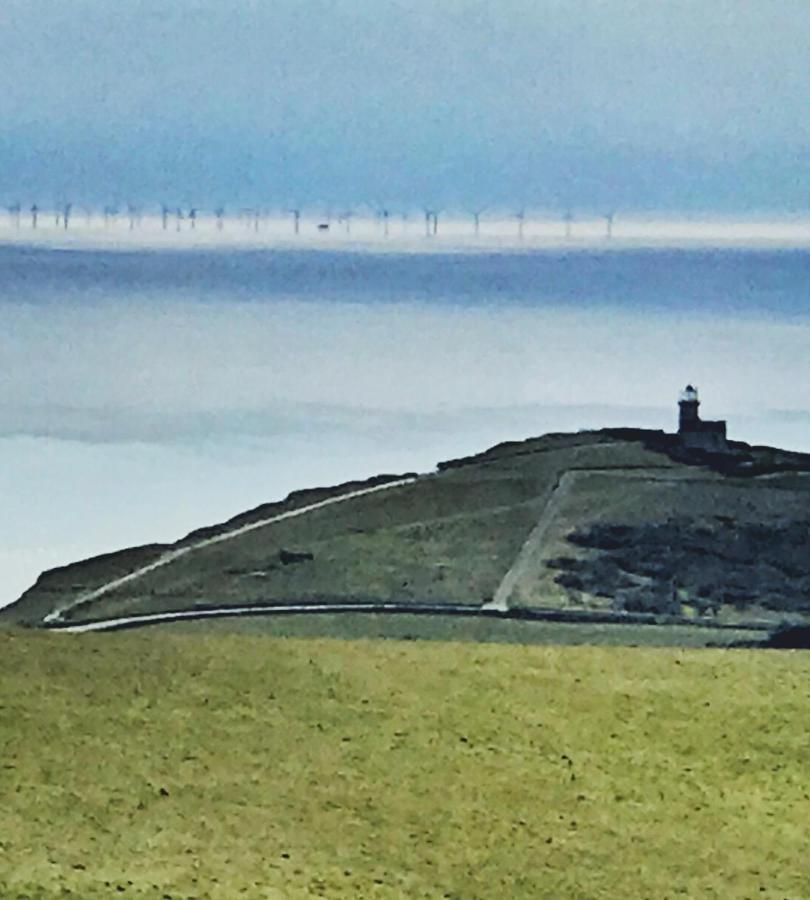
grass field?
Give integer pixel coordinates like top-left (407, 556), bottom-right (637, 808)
top-left (157, 611), bottom-right (765, 648)
top-left (1, 630), bottom-right (809, 898)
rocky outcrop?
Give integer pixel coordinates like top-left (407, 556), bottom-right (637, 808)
top-left (548, 518), bottom-right (810, 617)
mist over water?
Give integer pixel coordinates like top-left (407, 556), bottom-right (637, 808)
top-left (3, 244), bottom-right (810, 605)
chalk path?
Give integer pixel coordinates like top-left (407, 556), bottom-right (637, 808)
top-left (487, 466), bottom-right (705, 611)
top-left (44, 476), bottom-right (417, 624)
top-left (44, 455), bottom-right (724, 625)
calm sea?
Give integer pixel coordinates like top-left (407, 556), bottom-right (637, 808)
top-left (3, 244), bottom-right (810, 315)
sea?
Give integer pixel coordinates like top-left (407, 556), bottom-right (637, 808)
top-left (3, 237), bottom-right (810, 605)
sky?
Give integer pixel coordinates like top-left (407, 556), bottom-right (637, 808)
top-left (1, 0), bottom-right (809, 212)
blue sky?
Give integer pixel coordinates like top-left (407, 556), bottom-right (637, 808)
top-left (0, 0), bottom-right (809, 211)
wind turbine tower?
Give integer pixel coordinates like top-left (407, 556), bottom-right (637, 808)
top-left (564, 209), bottom-right (573, 240)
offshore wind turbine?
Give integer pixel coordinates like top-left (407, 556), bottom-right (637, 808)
top-left (287, 208), bottom-right (301, 235)
top-left (563, 209), bottom-right (574, 239)
top-left (515, 208), bottom-right (526, 239)
top-left (339, 209), bottom-right (354, 235)
top-left (470, 207), bottom-right (487, 237)
top-left (422, 205), bottom-right (441, 236)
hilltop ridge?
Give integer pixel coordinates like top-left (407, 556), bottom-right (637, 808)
top-left (4, 427), bottom-right (810, 634)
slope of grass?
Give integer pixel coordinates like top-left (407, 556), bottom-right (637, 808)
top-left (3, 432), bottom-right (684, 626)
top-left (1, 631), bottom-right (809, 898)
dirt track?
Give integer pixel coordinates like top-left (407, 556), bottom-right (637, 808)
top-left (491, 466), bottom-right (708, 610)
top-left (44, 476), bottom-right (417, 624)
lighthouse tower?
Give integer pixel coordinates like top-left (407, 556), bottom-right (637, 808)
top-left (677, 385), bottom-right (728, 453)
top-left (678, 384), bottom-right (700, 430)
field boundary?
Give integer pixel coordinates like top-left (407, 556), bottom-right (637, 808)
top-left (42, 600), bottom-right (775, 635)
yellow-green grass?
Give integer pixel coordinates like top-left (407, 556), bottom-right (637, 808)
top-left (157, 612), bottom-right (765, 647)
top-left (1, 630), bottom-right (809, 899)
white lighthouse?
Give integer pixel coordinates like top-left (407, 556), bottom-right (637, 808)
top-left (678, 384), bottom-right (700, 430)
top-left (677, 385), bottom-right (728, 453)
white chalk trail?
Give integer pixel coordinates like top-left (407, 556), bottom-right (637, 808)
top-left (44, 476), bottom-right (418, 624)
top-left (51, 602), bottom-right (487, 634)
top-left (488, 464), bottom-right (705, 611)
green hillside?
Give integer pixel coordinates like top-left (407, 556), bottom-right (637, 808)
top-left (5, 429), bottom-right (810, 634)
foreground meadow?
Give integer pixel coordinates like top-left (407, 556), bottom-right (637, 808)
top-left (1, 631), bottom-right (808, 899)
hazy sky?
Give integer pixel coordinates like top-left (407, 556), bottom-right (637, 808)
top-left (1, 0), bottom-right (809, 210)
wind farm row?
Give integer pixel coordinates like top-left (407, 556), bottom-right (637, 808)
top-left (0, 202), bottom-right (612, 239)
top-left (2, 202), bottom-right (810, 248)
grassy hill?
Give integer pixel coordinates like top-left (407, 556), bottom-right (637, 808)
top-left (1, 630), bottom-right (809, 899)
top-left (5, 428), bottom-right (810, 634)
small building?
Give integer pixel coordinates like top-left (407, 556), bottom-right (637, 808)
top-left (678, 385), bottom-right (728, 453)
